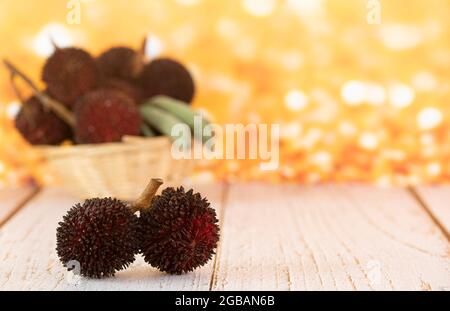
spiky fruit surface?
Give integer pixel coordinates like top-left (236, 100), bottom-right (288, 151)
top-left (97, 47), bottom-right (142, 81)
top-left (139, 58), bottom-right (195, 104)
top-left (56, 198), bottom-right (140, 278)
top-left (14, 95), bottom-right (72, 145)
top-left (42, 47), bottom-right (98, 107)
top-left (74, 89), bottom-right (141, 144)
top-left (139, 187), bottom-right (220, 274)
top-left (100, 79), bottom-right (143, 104)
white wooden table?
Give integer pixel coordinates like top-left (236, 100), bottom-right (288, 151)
top-left (0, 183), bottom-right (449, 291)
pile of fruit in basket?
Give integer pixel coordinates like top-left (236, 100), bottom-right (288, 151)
top-left (4, 40), bottom-right (205, 146)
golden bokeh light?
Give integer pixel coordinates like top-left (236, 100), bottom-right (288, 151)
top-left (0, 0), bottom-right (449, 186)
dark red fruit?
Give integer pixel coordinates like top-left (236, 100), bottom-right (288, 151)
top-left (42, 48), bottom-right (98, 108)
top-left (14, 95), bottom-right (72, 145)
top-left (100, 79), bottom-right (143, 104)
top-left (139, 58), bottom-right (195, 104)
top-left (74, 89), bottom-right (141, 144)
top-left (97, 47), bottom-right (143, 81)
top-left (56, 198), bottom-right (140, 278)
top-left (139, 187), bottom-right (219, 274)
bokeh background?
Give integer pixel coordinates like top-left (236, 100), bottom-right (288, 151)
top-left (0, 0), bottom-right (449, 186)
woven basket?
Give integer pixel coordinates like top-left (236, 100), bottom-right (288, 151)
top-left (36, 136), bottom-right (195, 201)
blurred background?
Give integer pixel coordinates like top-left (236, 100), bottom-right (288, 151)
top-left (0, 0), bottom-right (449, 187)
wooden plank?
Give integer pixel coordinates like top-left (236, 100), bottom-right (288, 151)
top-left (414, 186), bottom-right (450, 237)
top-left (0, 183), bottom-right (224, 291)
top-left (212, 184), bottom-right (450, 291)
top-left (0, 187), bottom-right (37, 226)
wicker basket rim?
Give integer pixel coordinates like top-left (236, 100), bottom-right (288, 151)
top-left (35, 136), bottom-right (172, 158)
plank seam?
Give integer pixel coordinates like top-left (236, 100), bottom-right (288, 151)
top-left (0, 187), bottom-right (41, 228)
top-left (344, 189), bottom-right (441, 256)
top-left (408, 187), bottom-right (450, 241)
top-left (208, 181), bottom-right (229, 291)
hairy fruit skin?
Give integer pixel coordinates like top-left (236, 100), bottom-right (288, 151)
top-left (56, 198), bottom-right (140, 278)
top-left (42, 47), bottom-right (99, 107)
top-left (100, 79), bottom-right (143, 104)
top-left (139, 58), bottom-right (195, 104)
top-left (97, 47), bottom-right (143, 82)
top-left (14, 95), bottom-right (72, 145)
top-left (74, 89), bottom-right (141, 144)
top-left (139, 187), bottom-right (220, 274)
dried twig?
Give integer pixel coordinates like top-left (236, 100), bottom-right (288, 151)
top-left (3, 59), bottom-right (76, 127)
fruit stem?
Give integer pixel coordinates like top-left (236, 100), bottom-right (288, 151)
top-left (49, 35), bottom-right (60, 51)
top-left (9, 73), bottom-right (26, 103)
top-left (130, 178), bottom-right (164, 212)
top-left (140, 36), bottom-right (148, 61)
top-left (128, 37), bottom-right (147, 78)
top-left (3, 59), bottom-right (76, 128)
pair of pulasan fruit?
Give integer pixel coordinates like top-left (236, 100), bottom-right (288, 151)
top-left (7, 41), bottom-right (195, 146)
top-left (56, 179), bottom-right (220, 278)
